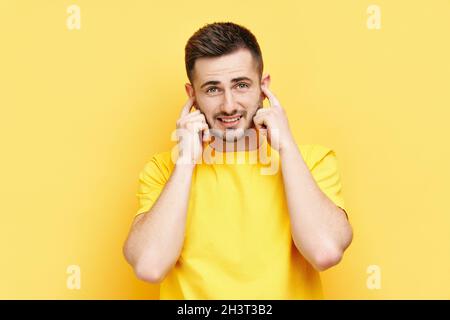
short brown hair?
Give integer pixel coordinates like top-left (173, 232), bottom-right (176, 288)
top-left (185, 22), bottom-right (264, 83)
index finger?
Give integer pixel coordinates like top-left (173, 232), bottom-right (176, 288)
top-left (261, 85), bottom-right (281, 109)
top-left (180, 96), bottom-right (195, 118)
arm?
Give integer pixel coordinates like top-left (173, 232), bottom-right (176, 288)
top-left (279, 143), bottom-right (353, 272)
top-left (123, 97), bottom-right (209, 283)
top-left (123, 163), bottom-right (195, 283)
top-left (254, 82), bottom-right (353, 272)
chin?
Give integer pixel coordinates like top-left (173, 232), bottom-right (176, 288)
top-left (223, 128), bottom-right (246, 142)
top-left (210, 127), bottom-right (246, 142)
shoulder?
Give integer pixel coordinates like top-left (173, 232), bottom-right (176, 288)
top-left (139, 150), bottom-right (175, 181)
top-left (298, 144), bottom-right (337, 169)
top-left (151, 150), bottom-right (174, 167)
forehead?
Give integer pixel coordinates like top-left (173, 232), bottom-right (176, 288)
top-left (193, 48), bottom-right (258, 85)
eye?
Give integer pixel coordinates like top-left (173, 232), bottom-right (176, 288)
top-left (206, 86), bottom-right (219, 94)
top-left (236, 82), bottom-right (250, 89)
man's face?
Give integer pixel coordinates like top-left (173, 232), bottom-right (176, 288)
top-left (186, 48), bottom-right (268, 142)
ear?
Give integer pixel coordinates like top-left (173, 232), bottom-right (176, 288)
top-left (260, 73), bottom-right (271, 100)
top-left (185, 83), bottom-right (197, 109)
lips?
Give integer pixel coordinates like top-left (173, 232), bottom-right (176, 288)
top-left (217, 115), bottom-right (242, 128)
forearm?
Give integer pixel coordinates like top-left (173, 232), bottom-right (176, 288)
top-left (280, 142), bottom-right (353, 271)
top-left (123, 163), bottom-right (195, 282)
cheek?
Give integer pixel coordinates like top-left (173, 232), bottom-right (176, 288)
top-left (196, 104), bottom-right (219, 127)
top-left (242, 93), bottom-right (262, 114)
top-left (195, 97), bottom-right (214, 113)
top-left (197, 95), bottom-right (221, 109)
top-left (231, 91), bottom-right (256, 109)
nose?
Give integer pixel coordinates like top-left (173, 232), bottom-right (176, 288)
top-left (220, 89), bottom-right (237, 114)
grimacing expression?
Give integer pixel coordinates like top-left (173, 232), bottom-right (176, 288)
top-left (188, 48), bottom-right (266, 142)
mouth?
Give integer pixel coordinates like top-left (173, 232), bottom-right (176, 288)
top-left (217, 115), bottom-right (243, 128)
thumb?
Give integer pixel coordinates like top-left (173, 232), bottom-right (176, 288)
top-left (202, 128), bottom-right (211, 142)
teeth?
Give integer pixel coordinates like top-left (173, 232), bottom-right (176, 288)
top-left (220, 116), bottom-right (241, 123)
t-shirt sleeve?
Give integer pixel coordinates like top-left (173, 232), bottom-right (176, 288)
top-left (135, 153), bottom-right (171, 216)
top-left (308, 145), bottom-right (348, 218)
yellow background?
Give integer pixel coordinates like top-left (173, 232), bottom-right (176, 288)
top-left (1, 0), bottom-right (449, 299)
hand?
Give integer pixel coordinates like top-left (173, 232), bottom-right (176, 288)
top-left (175, 97), bottom-right (211, 165)
top-left (253, 84), bottom-right (296, 153)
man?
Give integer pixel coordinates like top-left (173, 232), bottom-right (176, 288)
top-left (123, 22), bottom-right (353, 299)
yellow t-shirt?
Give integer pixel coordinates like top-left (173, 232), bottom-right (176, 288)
top-left (135, 140), bottom-right (347, 299)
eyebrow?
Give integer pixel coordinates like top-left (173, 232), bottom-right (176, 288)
top-left (200, 77), bottom-right (253, 89)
